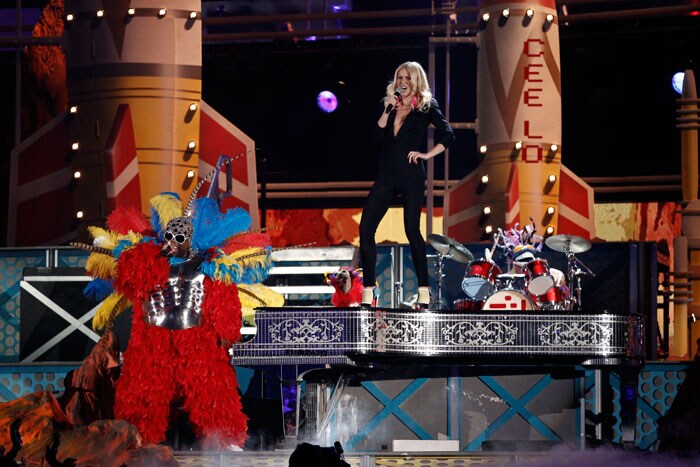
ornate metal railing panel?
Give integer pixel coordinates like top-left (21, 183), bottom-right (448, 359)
top-left (232, 308), bottom-right (645, 365)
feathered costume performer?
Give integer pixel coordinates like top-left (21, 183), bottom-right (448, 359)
top-left (78, 175), bottom-right (282, 449)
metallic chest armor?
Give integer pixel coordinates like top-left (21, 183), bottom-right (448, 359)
top-left (144, 258), bottom-right (205, 330)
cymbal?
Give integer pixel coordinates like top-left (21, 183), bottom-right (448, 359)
top-left (427, 234), bottom-right (474, 263)
top-left (545, 234), bottom-right (592, 254)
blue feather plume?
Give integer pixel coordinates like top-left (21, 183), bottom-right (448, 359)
top-left (84, 278), bottom-right (114, 301)
top-left (191, 198), bottom-right (252, 252)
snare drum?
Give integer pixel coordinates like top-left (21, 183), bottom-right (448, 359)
top-left (538, 286), bottom-right (567, 311)
top-left (482, 289), bottom-right (536, 311)
top-left (462, 259), bottom-right (502, 300)
top-left (525, 259), bottom-right (555, 296)
top-left (453, 297), bottom-right (484, 312)
top-left (494, 273), bottom-right (527, 292)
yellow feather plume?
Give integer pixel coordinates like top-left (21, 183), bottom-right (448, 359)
top-left (150, 193), bottom-right (184, 231)
top-left (86, 252), bottom-right (117, 279)
top-left (93, 292), bottom-right (131, 331)
top-left (238, 283), bottom-right (284, 326)
top-left (88, 226), bottom-right (119, 249)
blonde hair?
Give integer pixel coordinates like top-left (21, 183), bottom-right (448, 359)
top-left (385, 61), bottom-right (433, 112)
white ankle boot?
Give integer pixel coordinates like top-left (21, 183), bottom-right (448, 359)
top-left (361, 287), bottom-right (375, 307)
top-left (417, 286), bottom-right (431, 309)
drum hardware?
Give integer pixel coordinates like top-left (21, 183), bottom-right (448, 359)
top-left (427, 234), bottom-right (474, 264)
top-left (427, 234), bottom-right (473, 311)
top-left (544, 234), bottom-right (592, 254)
top-left (394, 281), bottom-right (403, 308)
top-left (544, 234), bottom-right (595, 312)
top-left (494, 273), bottom-right (527, 292)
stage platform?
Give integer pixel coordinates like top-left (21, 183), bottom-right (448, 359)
top-left (0, 242), bottom-right (680, 456)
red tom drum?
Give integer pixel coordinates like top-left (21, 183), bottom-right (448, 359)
top-left (461, 259), bottom-right (502, 301)
top-left (453, 298), bottom-right (484, 312)
top-left (538, 286), bottom-right (568, 311)
top-left (525, 259), bottom-right (555, 296)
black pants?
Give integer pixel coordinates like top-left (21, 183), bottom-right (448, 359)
top-left (359, 177), bottom-right (429, 287)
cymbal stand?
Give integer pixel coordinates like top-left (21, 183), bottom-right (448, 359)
top-left (566, 253), bottom-right (595, 311)
top-left (434, 252), bottom-right (447, 311)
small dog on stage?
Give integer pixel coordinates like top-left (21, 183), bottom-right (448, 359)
top-left (325, 267), bottom-right (363, 307)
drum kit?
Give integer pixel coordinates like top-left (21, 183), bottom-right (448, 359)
top-left (428, 233), bottom-right (595, 312)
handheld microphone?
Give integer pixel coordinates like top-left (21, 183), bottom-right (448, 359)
top-left (384, 89), bottom-right (403, 114)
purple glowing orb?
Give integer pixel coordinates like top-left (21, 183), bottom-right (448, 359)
top-left (317, 90), bottom-right (338, 113)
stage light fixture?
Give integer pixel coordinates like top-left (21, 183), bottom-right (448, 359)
top-left (127, 8), bottom-right (136, 16)
top-left (672, 72), bottom-right (685, 95)
top-left (189, 11), bottom-right (197, 19)
top-left (485, 225), bottom-right (494, 235)
top-left (73, 171), bottom-right (81, 179)
top-left (71, 142), bottom-right (80, 151)
top-left (481, 12), bottom-right (491, 22)
top-left (65, 13), bottom-right (75, 21)
top-left (483, 206), bottom-right (491, 216)
top-left (545, 226), bottom-right (555, 235)
top-left (550, 144), bottom-right (558, 152)
top-left (158, 8), bottom-right (167, 17)
top-left (514, 141), bottom-right (523, 150)
top-left (96, 9), bottom-right (104, 18)
top-left (546, 206), bottom-right (555, 215)
top-left (546, 13), bottom-right (554, 22)
top-left (189, 103), bottom-right (198, 112)
top-left (76, 210), bottom-right (84, 219)
top-left (69, 105), bottom-right (78, 114)
top-left (481, 174), bottom-right (489, 184)
top-left (501, 8), bottom-right (510, 18)
top-left (548, 174), bottom-right (557, 183)
top-left (526, 8), bottom-right (534, 17)
top-left (186, 170), bottom-right (196, 179)
top-left (317, 90), bottom-right (338, 113)
top-left (479, 144), bottom-right (488, 154)
top-left (187, 140), bottom-right (196, 150)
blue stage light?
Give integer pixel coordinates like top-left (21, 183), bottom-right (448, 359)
top-left (317, 90), bottom-right (338, 113)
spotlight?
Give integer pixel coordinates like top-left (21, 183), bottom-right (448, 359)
top-left (546, 13), bottom-right (554, 22)
top-left (65, 13), bottom-right (75, 21)
top-left (189, 103), bottom-right (198, 112)
top-left (501, 8), bottom-right (510, 18)
top-left (483, 206), bottom-right (492, 216)
top-left (526, 8), bottom-right (534, 17)
top-left (481, 12), bottom-right (491, 22)
top-left (485, 225), bottom-right (494, 235)
top-left (545, 226), bottom-right (555, 235)
top-left (186, 170), bottom-right (196, 179)
top-left (481, 174), bottom-right (489, 184)
top-left (73, 171), bottom-right (81, 179)
top-left (71, 142), bottom-right (80, 151)
top-left (546, 206), bottom-right (555, 215)
top-left (189, 11), bottom-right (197, 19)
top-left (317, 90), bottom-right (338, 113)
top-left (69, 105), bottom-right (78, 114)
top-left (76, 210), bottom-right (84, 219)
top-left (187, 140), bottom-right (196, 150)
top-left (127, 8), bottom-right (136, 16)
top-left (479, 144), bottom-right (488, 154)
top-left (96, 9), bottom-right (104, 18)
top-left (514, 141), bottom-right (523, 150)
top-left (548, 174), bottom-right (557, 183)
top-left (550, 144), bottom-right (558, 152)
top-left (158, 8), bottom-right (167, 17)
